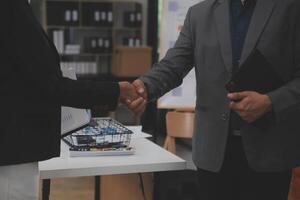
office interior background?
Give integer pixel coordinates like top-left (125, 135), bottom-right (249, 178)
top-left (26, 0), bottom-right (300, 199)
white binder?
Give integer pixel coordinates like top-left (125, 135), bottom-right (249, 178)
top-left (61, 68), bottom-right (90, 137)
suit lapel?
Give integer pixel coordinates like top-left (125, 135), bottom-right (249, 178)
top-left (42, 31), bottom-right (61, 62)
top-left (214, 0), bottom-right (233, 73)
top-left (239, 0), bottom-right (275, 66)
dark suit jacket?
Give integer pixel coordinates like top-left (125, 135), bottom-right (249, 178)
top-left (0, 0), bottom-right (120, 166)
top-left (140, 0), bottom-right (300, 172)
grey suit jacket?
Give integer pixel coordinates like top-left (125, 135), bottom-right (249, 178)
top-left (140, 0), bottom-right (300, 172)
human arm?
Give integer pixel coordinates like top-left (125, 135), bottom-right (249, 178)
top-left (127, 7), bottom-right (196, 115)
top-left (2, 0), bottom-right (138, 109)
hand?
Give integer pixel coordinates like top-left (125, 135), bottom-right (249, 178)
top-left (126, 79), bottom-right (148, 117)
top-left (228, 91), bottom-right (273, 123)
top-left (118, 82), bottom-right (139, 105)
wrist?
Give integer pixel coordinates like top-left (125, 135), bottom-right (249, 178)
top-left (264, 94), bottom-right (273, 112)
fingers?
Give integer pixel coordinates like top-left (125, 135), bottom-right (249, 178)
top-left (228, 91), bottom-right (272, 123)
top-left (133, 99), bottom-right (147, 116)
top-left (229, 100), bottom-right (250, 112)
top-left (132, 79), bottom-right (145, 93)
top-left (227, 91), bottom-right (250, 102)
top-left (127, 97), bottom-right (147, 116)
top-left (118, 82), bottom-right (138, 104)
top-left (128, 97), bottom-right (144, 108)
top-left (128, 88), bottom-right (139, 102)
top-left (119, 80), bottom-right (148, 117)
top-left (132, 79), bottom-right (147, 99)
top-left (230, 98), bottom-right (253, 123)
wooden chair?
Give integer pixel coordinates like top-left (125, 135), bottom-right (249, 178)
top-left (164, 111), bottom-right (195, 154)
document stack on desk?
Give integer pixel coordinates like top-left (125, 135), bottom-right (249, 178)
top-left (63, 118), bottom-right (135, 157)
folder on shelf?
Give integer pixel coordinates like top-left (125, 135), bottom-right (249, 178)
top-left (81, 2), bottom-right (113, 27)
top-left (65, 10), bottom-right (71, 22)
top-left (72, 10), bottom-right (79, 22)
top-left (47, 1), bottom-right (79, 26)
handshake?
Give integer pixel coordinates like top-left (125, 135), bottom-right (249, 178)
top-left (118, 79), bottom-right (148, 116)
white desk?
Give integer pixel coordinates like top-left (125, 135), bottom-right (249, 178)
top-left (39, 127), bottom-right (186, 200)
top-left (39, 138), bottom-right (186, 179)
top-left (127, 126), bottom-right (152, 139)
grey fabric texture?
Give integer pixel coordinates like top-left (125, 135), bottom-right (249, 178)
top-left (140, 0), bottom-right (300, 172)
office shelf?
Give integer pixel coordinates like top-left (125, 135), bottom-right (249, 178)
top-left (31, 0), bottom-right (148, 120)
top-left (37, 0), bottom-right (147, 77)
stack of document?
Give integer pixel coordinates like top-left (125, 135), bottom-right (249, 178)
top-left (63, 118), bottom-right (135, 157)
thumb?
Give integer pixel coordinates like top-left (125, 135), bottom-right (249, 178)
top-left (133, 80), bottom-right (148, 100)
top-left (228, 91), bottom-right (249, 101)
top-left (133, 80), bottom-right (145, 94)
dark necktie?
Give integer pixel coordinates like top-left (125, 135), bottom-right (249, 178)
top-left (243, 0), bottom-right (256, 8)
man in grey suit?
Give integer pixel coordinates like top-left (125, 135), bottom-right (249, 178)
top-left (127, 0), bottom-right (300, 199)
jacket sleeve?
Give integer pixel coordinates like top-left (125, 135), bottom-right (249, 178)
top-left (1, 0), bottom-right (120, 109)
top-left (139, 8), bottom-right (195, 101)
top-left (267, 2), bottom-right (300, 122)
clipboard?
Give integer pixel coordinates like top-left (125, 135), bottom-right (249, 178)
top-left (225, 50), bottom-right (285, 130)
top-left (226, 50), bottom-right (284, 94)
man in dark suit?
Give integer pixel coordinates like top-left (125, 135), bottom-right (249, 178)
top-left (127, 0), bottom-right (300, 199)
top-left (0, 0), bottom-right (140, 199)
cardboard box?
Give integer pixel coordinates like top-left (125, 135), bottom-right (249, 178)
top-left (112, 47), bottom-right (152, 77)
top-left (101, 173), bottom-right (153, 200)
